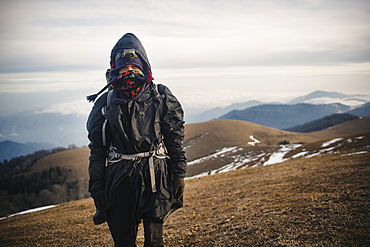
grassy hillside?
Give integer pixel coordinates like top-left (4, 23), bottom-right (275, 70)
top-left (25, 117), bottom-right (370, 180)
top-left (2, 117), bottom-right (368, 218)
top-left (29, 147), bottom-right (90, 181)
top-left (0, 147), bottom-right (368, 246)
top-left (184, 117), bottom-right (370, 161)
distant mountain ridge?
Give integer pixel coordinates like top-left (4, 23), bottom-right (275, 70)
top-left (283, 113), bottom-right (360, 133)
top-left (0, 140), bottom-right (56, 161)
top-left (288, 91), bottom-right (348, 104)
top-left (186, 100), bottom-right (263, 123)
top-left (346, 102), bottom-right (370, 117)
top-left (0, 90), bottom-right (368, 148)
top-left (218, 103), bottom-right (352, 129)
top-left (288, 90), bottom-right (369, 105)
top-left (186, 90), bottom-right (369, 123)
top-left (0, 111), bottom-right (88, 147)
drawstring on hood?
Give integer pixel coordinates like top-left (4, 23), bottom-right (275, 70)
top-left (87, 33), bottom-right (154, 103)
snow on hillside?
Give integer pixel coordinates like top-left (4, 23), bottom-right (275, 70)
top-left (248, 135), bottom-right (260, 146)
top-left (187, 147), bottom-right (240, 166)
top-left (321, 138), bottom-right (343, 147)
top-left (186, 135), bottom-right (368, 179)
top-left (0, 205), bottom-right (58, 220)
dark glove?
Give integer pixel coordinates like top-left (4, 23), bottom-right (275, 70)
top-left (172, 175), bottom-right (185, 200)
top-left (93, 196), bottom-right (105, 211)
top-left (93, 196), bottom-right (108, 225)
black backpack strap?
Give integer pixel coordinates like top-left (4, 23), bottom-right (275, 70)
top-left (101, 90), bottom-right (114, 146)
top-left (154, 83), bottom-right (165, 119)
top-left (153, 83), bottom-right (168, 153)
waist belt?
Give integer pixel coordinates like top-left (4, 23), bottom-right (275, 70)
top-left (107, 143), bottom-right (168, 193)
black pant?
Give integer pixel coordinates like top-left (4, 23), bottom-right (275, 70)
top-left (107, 178), bottom-right (164, 247)
top-left (109, 215), bottom-right (164, 247)
top-left (143, 217), bottom-right (164, 247)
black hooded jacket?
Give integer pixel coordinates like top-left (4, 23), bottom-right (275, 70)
top-left (86, 33), bottom-right (186, 221)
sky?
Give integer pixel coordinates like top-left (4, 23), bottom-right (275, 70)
top-left (0, 0), bottom-right (369, 117)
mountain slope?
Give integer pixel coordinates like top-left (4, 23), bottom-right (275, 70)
top-left (218, 103), bottom-right (352, 129)
top-left (11, 117), bottom-right (370, 180)
top-left (184, 118), bottom-right (370, 176)
top-left (29, 147), bottom-right (90, 181)
top-left (346, 102), bottom-right (370, 117)
top-left (283, 113), bottom-right (359, 133)
top-left (185, 117), bottom-right (370, 158)
top-left (1, 149), bottom-right (369, 246)
top-left (186, 100), bottom-right (263, 123)
top-left (2, 117), bottom-right (369, 217)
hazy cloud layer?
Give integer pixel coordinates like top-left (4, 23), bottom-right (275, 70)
top-left (0, 0), bottom-right (369, 113)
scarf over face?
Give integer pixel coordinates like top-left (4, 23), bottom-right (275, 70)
top-left (113, 70), bottom-right (146, 99)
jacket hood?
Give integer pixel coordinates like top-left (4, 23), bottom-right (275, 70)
top-left (86, 33), bottom-right (153, 103)
top-left (110, 33), bottom-right (151, 72)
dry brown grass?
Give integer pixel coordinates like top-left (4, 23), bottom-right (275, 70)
top-left (1, 151), bottom-right (369, 246)
top-left (2, 119), bottom-right (368, 246)
top-left (29, 147), bottom-right (90, 181)
top-left (21, 118), bottom-right (370, 183)
top-left (184, 118), bottom-right (370, 161)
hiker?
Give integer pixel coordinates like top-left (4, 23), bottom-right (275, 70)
top-left (86, 33), bottom-right (187, 247)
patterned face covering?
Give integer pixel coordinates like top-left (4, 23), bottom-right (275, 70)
top-left (113, 70), bottom-right (146, 99)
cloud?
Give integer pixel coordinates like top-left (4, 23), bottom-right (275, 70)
top-left (35, 100), bottom-right (92, 117)
top-left (1, 0), bottom-right (369, 73)
top-left (0, 0), bottom-right (369, 113)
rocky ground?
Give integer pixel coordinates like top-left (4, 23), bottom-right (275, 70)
top-left (0, 149), bottom-right (369, 246)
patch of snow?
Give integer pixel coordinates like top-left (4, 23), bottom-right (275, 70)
top-left (187, 147), bottom-right (238, 166)
top-left (186, 136), bottom-right (367, 179)
top-left (263, 144), bottom-right (302, 166)
top-left (305, 152), bottom-right (321, 158)
top-left (186, 152), bottom-right (264, 179)
top-left (248, 135), bottom-right (260, 146)
top-left (321, 138), bottom-right (343, 148)
top-left (183, 145), bottom-right (191, 150)
top-left (356, 136), bottom-right (365, 139)
top-left (0, 205), bottom-right (58, 220)
top-left (340, 151), bottom-right (367, 156)
top-left (186, 171), bottom-right (210, 179)
top-left (306, 146), bottom-right (337, 158)
top-left (291, 151), bottom-right (309, 159)
top-left (218, 156), bottom-right (260, 173)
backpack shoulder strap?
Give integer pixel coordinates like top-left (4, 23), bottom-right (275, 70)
top-left (101, 90), bottom-right (114, 146)
top-left (153, 83), bottom-right (165, 118)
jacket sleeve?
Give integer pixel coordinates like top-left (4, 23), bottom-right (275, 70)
top-left (86, 92), bottom-right (109, 198)
top-left (160, 85), bottom-right (187, 177)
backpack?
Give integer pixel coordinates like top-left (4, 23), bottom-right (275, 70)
top-left (100, 84), bottom-right (164, 146)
